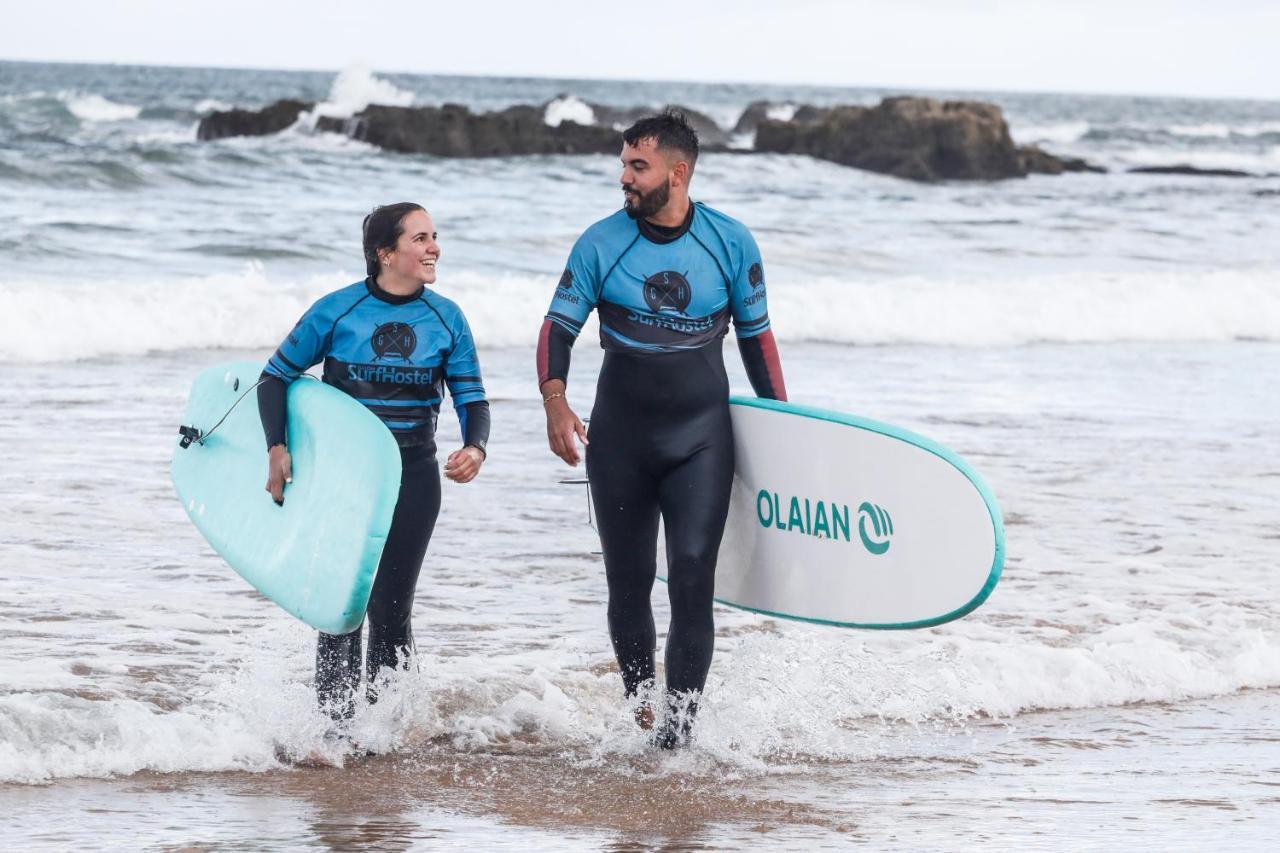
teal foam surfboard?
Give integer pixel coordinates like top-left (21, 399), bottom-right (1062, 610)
top-left (656, 397), bottom-right (1004, 629)
top-left (171, 361), bottom-right (401, 634)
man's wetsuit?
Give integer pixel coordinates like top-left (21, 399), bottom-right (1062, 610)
top-left (537, 202), bottom-right (785, 731)
top-left (259, 276), bottom-right (490, 717)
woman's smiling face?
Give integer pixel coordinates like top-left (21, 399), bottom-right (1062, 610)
top-left (381, 209), bottom-right (439, 285)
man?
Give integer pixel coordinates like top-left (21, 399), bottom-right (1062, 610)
top-left (536, 110), bottom-right (786, 748)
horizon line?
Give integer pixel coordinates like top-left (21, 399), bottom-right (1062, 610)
top-left (2, 56), bottom-right (1276, 106)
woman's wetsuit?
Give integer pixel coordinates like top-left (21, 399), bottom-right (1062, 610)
top-left (314, 440), bottom-right (440, 717)
top-left (537, 202), bottom-right (785, 740)
top-left (259, 275), bottom-right (489, 719)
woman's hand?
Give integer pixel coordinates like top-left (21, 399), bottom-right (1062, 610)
top-left (444, 446), bottom-right (485, 483)
top-left (265, 444), bottom-right (292, 505)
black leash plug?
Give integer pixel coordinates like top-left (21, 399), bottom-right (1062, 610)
top-left (177, 425), bottom-right (203, 449)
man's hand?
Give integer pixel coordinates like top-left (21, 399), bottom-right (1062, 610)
top-left (444, 446), bottom-right (485, 483)
top-left (265, 444), bottom-right (292, 506)
top-left (542, 381), bottom-right (588, 466)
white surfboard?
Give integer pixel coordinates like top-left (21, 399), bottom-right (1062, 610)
top-left (657, 397), bottom-right (1004, 628)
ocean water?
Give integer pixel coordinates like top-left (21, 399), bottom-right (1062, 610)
top-left (1, 61), bottom-right (1278, 849)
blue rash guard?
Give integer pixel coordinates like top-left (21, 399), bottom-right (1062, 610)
top-left (537, 202), bottom-right (785, 397)
top-left (259, 276), bottom-right (490, 453)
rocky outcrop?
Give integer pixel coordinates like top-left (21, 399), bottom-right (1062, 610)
top-left (668, 105), bottom-right (729, 148)
top-left (196, 95), bottom-right (1100, 179)
top-left (197, 97), bottom-right (727, 154)
top-left (1127, 165), bottom-right (1253, 178)
top-left (755, 96), bottom-right (1098, 181)
top-left (734, 101), bottom-right (774, 136)
top-left (580, 101), bottom-right (728, 147)
top-left (314, 115), bottom-right (356, 135)
top-left (349, 103), bottom-right (618, 156)
top-left (734, 101), bottom-right (831, 136)
top-left (1019, 144), bottom-right (1106, 175)
top-left (196, 100), bottom-right (313, 141)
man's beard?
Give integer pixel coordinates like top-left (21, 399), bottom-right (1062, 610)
top-left (623, 178), bottom-right (671, 220)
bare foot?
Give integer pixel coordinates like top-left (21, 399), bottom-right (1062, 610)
top-left (634, 702), bottom-right (655, 730)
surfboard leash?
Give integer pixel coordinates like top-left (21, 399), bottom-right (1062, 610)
top-left (179, 373), bottom-right (321, 449)
top-left (178, 377), bottom-right (269, 449)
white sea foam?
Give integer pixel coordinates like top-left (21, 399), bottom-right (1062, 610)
top-left (1011, 120), bottom-right (1280, 147)
top-left (0, 264), bottom-right (344, 363)
top-left (1167, 122), bottom-right (1233, 139)
top-left (194, 98), bottom-right (233, 115)
top-left (544, 96), bottom-right (596, 128)
top-left (770, 268), bottom-right (1280, 347)
top-left (0, 692), bottom-right (281, 784)
top-left (132, 126), bottom-right (199, 145)
top-left (1009, 121), bottom-right (1089, 146)
top-left (1115, 146), bottom-right (1280, 173)
top-left (59, 92), bottom-right (142, 123)
top-left (2, 605), bottom-right (1276, 783)
top-left (765, 103), bottom-right (798, 123)
top-left (2, 266), bottom-right (1276, 364)
top-left (699, 104), bottom-right (745, 132)
top-left (1236, 120), bottom-right (1280, 137)
top-left (1166, 121), bottom-right (1280, 139)
top-left (311, 63), bottom-right (415, 120)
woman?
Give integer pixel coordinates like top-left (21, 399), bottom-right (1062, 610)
top-left (257, 202), bottom-right (490, 722)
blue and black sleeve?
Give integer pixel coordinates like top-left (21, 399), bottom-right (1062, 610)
top-left (537, 237), bottom-right (599, 386)
top-left (443, 308), bottom-right (490, 455)
top-left (258, 302), bottom-right (329, 448)
top-left (728, 230), bottom-right (787, 401)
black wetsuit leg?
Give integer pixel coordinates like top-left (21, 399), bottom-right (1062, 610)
top-left (587, 340), bottom-right (735, 718)
top-left (316, 441), bottom-right (441, 718)
top-left (587, 432), bottom-right (661, 695)
top-left (657, 432), bottom-right (733, 695)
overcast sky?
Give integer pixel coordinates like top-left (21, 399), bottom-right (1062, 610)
top-left (2, 0), bottom-right (1275, 100)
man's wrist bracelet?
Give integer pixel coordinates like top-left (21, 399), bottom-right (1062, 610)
top-left (542, 392), bottom-right (564, 404)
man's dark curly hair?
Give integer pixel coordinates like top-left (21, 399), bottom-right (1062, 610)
top-left (622, 109), bottom-right (699, 172)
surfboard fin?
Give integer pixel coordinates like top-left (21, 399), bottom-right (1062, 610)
top-left (556, 474), bottom-right (596, 532)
